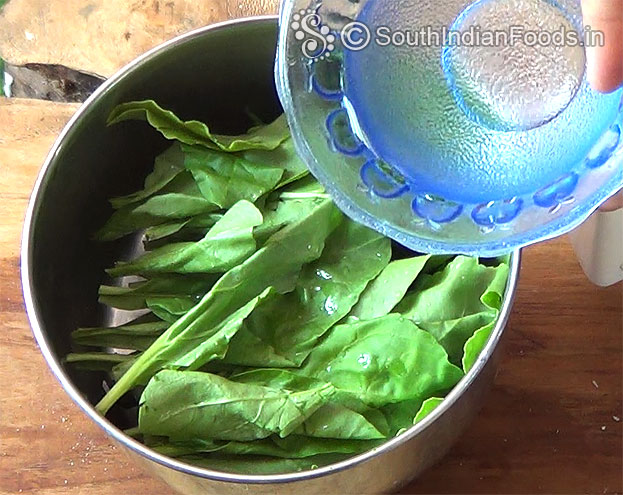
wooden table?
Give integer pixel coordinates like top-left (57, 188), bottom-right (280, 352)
top-left (0, 2), bottom-right (622, 493)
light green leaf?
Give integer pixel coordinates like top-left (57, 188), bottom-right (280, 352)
top-left (349, 255), bottom-right (431, 320)
top-left (414, 398), bottom-right (444, 423)
top-left (462, 321), bottom-right (496, 373)
top-left (418, 311), bottom-right (498, 365)
top-left (241, 137), bottom-right (309, 188)
top-left (139, 370), bottom-right (335, 441)
top-left (180, 453), bottom-right (349, 475)
top-left (229, 369), bottom-right (391, 440)
top-left (395, 256), bottom-right (509, 322)
top-left (300, 314), bottom-right (464, 407)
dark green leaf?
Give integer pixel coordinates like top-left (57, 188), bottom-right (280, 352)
top-left (65, 352), bottom-right (134, 371)
top-left (99, 274), bottom-right (216, 311)
top-left (107, 100), bottom-right (290, 152)
top-left (107, 200), bottom-right (262, 277)
top-left (109, 144), bottom-right (185, 209)
top-left (224, 219), bottom-right (391, 367)
top-left (72, 320), bottom-right (169, 351)
top-left (96, 201), bottom-right (342, 414)
top-left (148, 435), bottom-right (378, 459)
top-left (143, 219), bottom-right (192, 243)
top-left (179, 453), bottom-right (349, 474)
top-left (94, 172), bottom-right (217, 241)
top-left (112, 354), bottom-right (140, 381)
top-left (183, 145), bottom-right (284, 209)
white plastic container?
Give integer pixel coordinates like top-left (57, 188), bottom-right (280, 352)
top-left (569, 203), bottom-right (623, 287)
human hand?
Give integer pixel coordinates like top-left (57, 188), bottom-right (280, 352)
top-left (581, 0), bottom-right (623, 210)
top-left (581, 0), bottom-right (623, 93)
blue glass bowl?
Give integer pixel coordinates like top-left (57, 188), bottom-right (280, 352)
top-left (275, 0), bottom-right (623, 256)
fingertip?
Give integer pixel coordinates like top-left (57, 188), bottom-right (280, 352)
top-left (581, 0), bottom-right (623, 93)
top-left (586, 40), bottom-right (623, 93)
top-left (587, 62), bottom-right (623, 94)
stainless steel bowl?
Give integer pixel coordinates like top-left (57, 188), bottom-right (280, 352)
top-left (21, 16), bottom-right (521, 495)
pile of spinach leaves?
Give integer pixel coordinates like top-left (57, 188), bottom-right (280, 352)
top-left (66, 101), bottom-right (510, 475)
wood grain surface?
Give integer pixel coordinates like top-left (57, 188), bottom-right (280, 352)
top-left (0, 97), bottom-right (621, 495)
top-left (0, 0), bottom-right (279, 78)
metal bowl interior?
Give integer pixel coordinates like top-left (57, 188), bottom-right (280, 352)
top-left (21, 15), bottom-right (521, 494)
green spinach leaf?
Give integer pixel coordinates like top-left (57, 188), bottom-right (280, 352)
top-left (108, 100), bottom-right (290, 152)
top-left (241, 137), bottom-right (309, 188)
top-left (99, 274), bottom-right (216, 311)
top-left (414, 398), bottom-right (444, 423)
top-left (109, 144), bottom-right (185, 209)
top-left (95, 172), bottom-right (218, 241)
top-left (462, 320), bottom-right (496, 373)
top-left (96, 201), bottom-right (342, 414)
top-left (395, 256), bottom-right (509, 322)
top-left (224, 219), bottom-right (391, 367)
top-left (64, 352), bottom-right (134, 371)
top-left (138, 370), bottom-right (335, 441)
top-left (183, 145), bottom-right (284, 209)
top-left (71, 320), bottom-right (169, 351)
top-left (418, 311), bottom-right (498, 365)
top-left (150, 435), bottom-right (378, 459)
top-left (229, 369), bottom-right (390, 440)
top-left (178, 454), bottom-right (350, 474)
top-left (349, 255), bottom-right (431, 320)
top-left (300, 314), bottom-right (464, 407)
top-left (107, 200), bottom-right (262, 277)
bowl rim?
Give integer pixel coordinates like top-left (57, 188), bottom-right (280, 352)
top-left (21, 14), bottom-right (522, 485)
top-left (275, 0), bottom-right (623, 257)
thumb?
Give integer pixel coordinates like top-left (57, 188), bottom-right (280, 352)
top-left (581, 0), bottom-right (623, 93)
